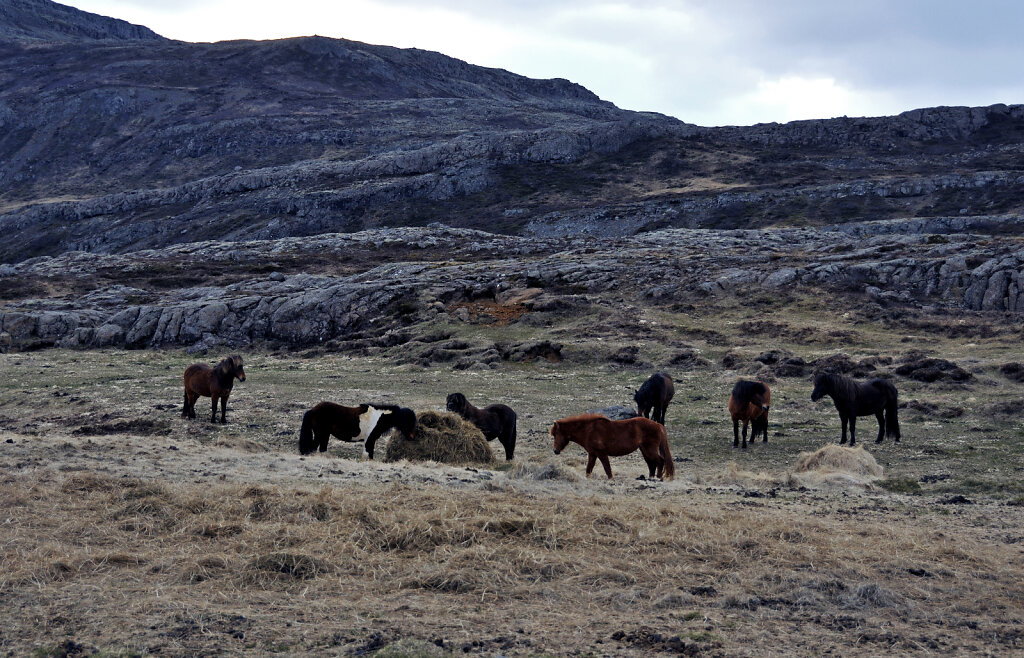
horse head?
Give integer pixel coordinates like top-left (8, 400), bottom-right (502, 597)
top-left (550, 421), bottom-right (570, 454)
top-left (446, 393), bottom-right (466, 414)
top-left (810, 373), bottom-right (827, 401)
top-left (633, 390), bottom-right (651, 418)
top-left (229, 355), bottom-right (246, 382)
top-left (394, 407), bottom-right (417, 440)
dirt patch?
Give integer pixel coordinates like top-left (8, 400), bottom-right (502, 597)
top-left (894, 353), bottom-right (973, 383)
top-left (72, 417), bottom-right (171, 436)
top-left (999, 362), bottom-right (1024, 383)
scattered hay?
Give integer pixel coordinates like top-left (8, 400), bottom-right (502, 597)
top-left (790, 444), bottom-right (883, 490)
top-left (384, 411), bottom-right (493, 465)
top-left (508, 460), bottom-right (583, 482)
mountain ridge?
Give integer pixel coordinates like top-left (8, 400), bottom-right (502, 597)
top-left (0, 0), bottom-right (165, 43)
top-left (1, 0), bottom-right (1023, 263)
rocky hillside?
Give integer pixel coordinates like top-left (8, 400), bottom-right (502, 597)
top-left (1, 1), bottom-right (1024, 263)
top-left (0, 0), bottom-right (164, 42)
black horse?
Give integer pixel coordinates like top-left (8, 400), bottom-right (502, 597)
top-left (299, 402), bottom-right (416, 459)
top-left (634, 372), bottom-right (674, 426)
top-left (445, 392), bottom-right (517, 460)
top-left (810, 373), bottom-right (900, 446)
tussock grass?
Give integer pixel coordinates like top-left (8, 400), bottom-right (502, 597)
top-left (1, 469), bottom-right (1022, 655)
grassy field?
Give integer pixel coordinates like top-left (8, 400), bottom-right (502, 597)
top-left (2, 292), bottom-right (1024, 656)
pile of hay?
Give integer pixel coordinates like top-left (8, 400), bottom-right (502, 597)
top-left (384, 411), bottom-right (494, 465)
top-left (790, 444), bottom-right (883, 490)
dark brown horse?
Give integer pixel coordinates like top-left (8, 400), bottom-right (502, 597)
top-left (634, 372), bottom-right (674, 425)
top-left (182, 355), bottom-right (246, 423)
top-left (445, 392), bottom-right (517, 460)
top-left (299, 402), bottom-right (417, 459)
top-left (550, 413), bottom-right (675, 480)
top-left (728, 380), bottom-right (771, 449)
top-left (811, 373), bottom-right (900, 446)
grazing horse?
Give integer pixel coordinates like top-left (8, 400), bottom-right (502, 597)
top-left (182, 355), bottom-right (246, 423)
top-left (634, 372), bottom-right (675, 426)
top-left (728, 380), bottom-right (771, 450)
top-left (445, 392), bottom-right (518, 460)
top-left (299, 402), bottom-right (417, 459)
top-left (810, 373), bottom-right (900, 446)
top-left (550, 413), bottom-right (675, 480)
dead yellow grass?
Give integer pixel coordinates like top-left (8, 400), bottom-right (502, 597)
top-left (2, 468), bottom-right (1023, 656)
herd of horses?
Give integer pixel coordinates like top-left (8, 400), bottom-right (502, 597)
top-left (181, 358), bottom-right (901, 481)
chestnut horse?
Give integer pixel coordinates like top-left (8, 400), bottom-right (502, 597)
top-left (298, 402), bottom-right (417, 459)
top-left (182, 355), bottom-right (246, 423)
top-left (634, 372), bottom-right (674, 425)
top-left (728, 380), bottom-right (771, 449)
top-left (550, 413), bottom-right (675, 480)
top-left (811, 373), bottom-right (900, 446)
top-left (445, 392), bottom-right (517, 460)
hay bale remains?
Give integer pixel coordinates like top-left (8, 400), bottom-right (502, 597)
top-left (794, 444), bottom-right (883, 478)
top-left (790, 445), bottom-right (883, 490)
top-left (384, 410), bottom-right (494, 465)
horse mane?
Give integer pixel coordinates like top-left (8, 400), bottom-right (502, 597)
top-left (558, 413), bottom-right (608, 426)
top-left (731, 380), bottom-right (767, 407)
top-left (819, 372), bottom-right (860, 402)
top-left (214, 355), bottom-right (242, 376)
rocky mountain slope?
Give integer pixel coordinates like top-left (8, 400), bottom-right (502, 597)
top-left (2, 0), bottom-right (1024, 263)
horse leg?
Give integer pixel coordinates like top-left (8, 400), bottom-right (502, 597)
top-left (220, 393), bottom-right (229, 424)
top-left (874, 411), bottom-right (885, 443)
top-left (742, 419), bottom-right (749, 450)
top-left (840, 415), bottom-right (848, 444)
top-left (848, 415), bottom-right (857, 446)
top-left (585, 453), bottom-right (597, 478)
top-left (733, 418), bottom-right (740, 449)
top-left (210, 395), bottom-right (219, 423)
top-left (598, 454), bottom-right (613, 479)
top-left (317, 431), bottom-right (329, 453)
top-left (182, 390), bottom-right (189, 418)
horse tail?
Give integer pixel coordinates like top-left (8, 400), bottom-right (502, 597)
top-left (659, 425), bottom-right (675, 481)
top-left (299, 409), bottom-right (315, 454)
top-left (884, 384), bottom-right (901, 440)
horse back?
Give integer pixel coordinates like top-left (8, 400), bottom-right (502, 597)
top-left (595, 416), bottom-right (663, 456)
top-left (184, 363), bottom-right (214, 395)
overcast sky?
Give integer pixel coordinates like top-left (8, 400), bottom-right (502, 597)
top-left (61, 0), bottom-right (1024, 126)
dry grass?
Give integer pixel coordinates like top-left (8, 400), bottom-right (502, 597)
top-left (2, 465), bottom-right (1024, 656)
top-left (384, 411), bottom-right (494, 465)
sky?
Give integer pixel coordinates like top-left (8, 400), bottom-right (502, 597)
top-left (60, 0), bottom-right (1024, 127)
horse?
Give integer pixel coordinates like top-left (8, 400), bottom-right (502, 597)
top-left (634, 372), bottom-right (674, 425)
top-left (182, 355), bottom-right (246, 423)
top-left (445, 392), bottom-right (517, 460)
top-left (298, 402), bottom-right (417, 459)
top-left (728, 380), bottom-right (771, 449)
top-left (550, 413), bottom-right (675, 480)
top-left (810, 373), bottom-right (900, 446)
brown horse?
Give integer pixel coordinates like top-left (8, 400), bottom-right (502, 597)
top-left (728, 380), bottom-right (770, 449)
top-left (182, 355), bottom-right (246, 423)
top-left (298, 402), bottom-right (417, 459)
top-left (445, 392), bottom-right (517, 460)
top-left (550, 413), bottom-right (675, 480)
